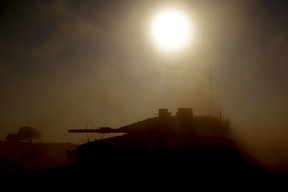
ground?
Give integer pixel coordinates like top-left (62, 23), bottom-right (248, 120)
top-left (0, 140), bottom-right (287, 189)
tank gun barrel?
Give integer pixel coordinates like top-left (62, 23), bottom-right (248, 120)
top-left (68, 127), bottom-right (126, 134)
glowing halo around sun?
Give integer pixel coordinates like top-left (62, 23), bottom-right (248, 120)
top-left (150, 9), bottom-right (192, 53)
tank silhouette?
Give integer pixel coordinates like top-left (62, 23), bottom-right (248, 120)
top-left (68, 108), bottom-right (269, 178)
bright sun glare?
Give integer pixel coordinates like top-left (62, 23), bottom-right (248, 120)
top-left (151, 9), bottom-right (191, 52)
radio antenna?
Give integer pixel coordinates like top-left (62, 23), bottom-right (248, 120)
top-left (209, 65), bottom-right (215, 117)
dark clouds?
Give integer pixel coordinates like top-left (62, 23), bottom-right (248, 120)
top-left (0, 0), bottom-right (288, 169)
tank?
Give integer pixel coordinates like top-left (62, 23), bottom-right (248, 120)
top-left (69, 108), bottom-right (268, 179)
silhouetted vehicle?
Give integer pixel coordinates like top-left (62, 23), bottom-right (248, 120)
top-left (68, 109), bottom-right (272, 179)
top-left (71, 109), bottom-right (237, 162)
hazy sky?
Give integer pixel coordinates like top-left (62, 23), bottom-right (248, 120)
top-left (1, 0), bottom-right (288, 168)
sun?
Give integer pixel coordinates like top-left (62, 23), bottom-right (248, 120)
top-left (151, 9), bottom-right (191, 53)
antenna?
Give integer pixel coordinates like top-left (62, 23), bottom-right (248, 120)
top-left (209, 65), bottom-right (215, 117)
top-left (86, 124), bottom-right (90, 142)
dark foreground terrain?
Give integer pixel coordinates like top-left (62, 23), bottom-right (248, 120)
top-left (0, 139), bottom-right (288, 191)
top-left (0, 141), bottom-right (77, 180)
top-left (0, 139), bottom-right (287, 189)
